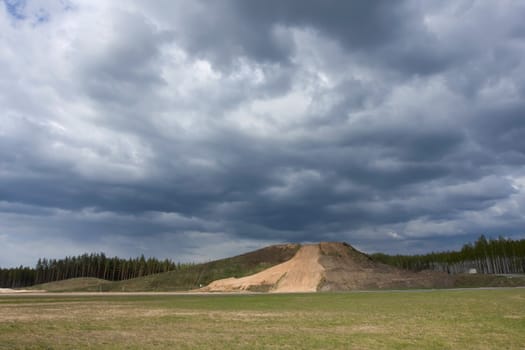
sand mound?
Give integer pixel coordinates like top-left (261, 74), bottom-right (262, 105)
top-left (202, 244), bottom-right (324, 293)
top-left (201, 242), bottom-right (454, 292)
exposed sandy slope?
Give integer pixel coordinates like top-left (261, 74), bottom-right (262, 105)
top-left (202, 244), bottom-right (324, 293)
top-left (202, 242), bottom-right (454, 292)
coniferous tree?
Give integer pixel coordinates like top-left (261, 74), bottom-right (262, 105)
top-left (372, 236), bottom-right (525, 274)
top-left (0, 253), bottom-right (179, 288)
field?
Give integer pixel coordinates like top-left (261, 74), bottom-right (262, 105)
top-left (1, 289), bottom-right (524, 349)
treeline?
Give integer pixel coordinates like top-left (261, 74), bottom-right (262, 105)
top-left (372, 236), bottom-right (525, 274)
top-left (0, 253), bottom-right (187, 288)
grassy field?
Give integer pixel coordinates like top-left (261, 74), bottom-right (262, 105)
top-left (1, 289), bottom-right (524, 349)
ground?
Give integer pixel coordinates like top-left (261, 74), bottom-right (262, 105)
top-left (0, 289), bottom-right (524, 349)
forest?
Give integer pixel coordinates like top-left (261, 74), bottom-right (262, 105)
top-left (0, 253), bottom-right (184, 288)
top-left (372, 235), bottom-right (525, 274)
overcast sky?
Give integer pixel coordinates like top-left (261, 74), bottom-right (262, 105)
top-left (2, 0), bottom-right (525, 267)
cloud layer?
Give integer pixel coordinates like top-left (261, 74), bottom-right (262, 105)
top-left (2, 0), bottom-right (525, 266)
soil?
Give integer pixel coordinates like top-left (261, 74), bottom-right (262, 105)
top-left (201, 242), bottom-right (454, 292)
top-left (317, 242), bottom-right (454, 290)
top-left (201, 244), bottom-right (324, 293)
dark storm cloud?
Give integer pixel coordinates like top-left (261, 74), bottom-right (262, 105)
top-left (1, 0), bottom-right (525, 266)
top-left (233, 0), bottom-right (455, 75)
top-left (161, 0), bottom-right (459, 76)
top-left (233, 0), bottom-right (415, 54)
top-left (79, 11), bottom-right (169, 105)
top-left (471, 102), bottom-right (525, 158)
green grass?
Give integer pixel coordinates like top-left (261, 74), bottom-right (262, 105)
top-left (29, 277), bottom-right (112, 292)
top-left (1, 289), bottom-right (524, 349)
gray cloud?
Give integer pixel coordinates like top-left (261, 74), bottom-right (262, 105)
top-left (1, 0), bottom-right (525, 267)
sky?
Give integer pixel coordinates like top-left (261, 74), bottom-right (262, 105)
top-left (1, 0), bottom-right (525, 267)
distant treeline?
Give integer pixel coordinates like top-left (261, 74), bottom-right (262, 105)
top-left (372, 236), bottom-right (525, 274)
top-left (0, 253), bottom-right (192, 288)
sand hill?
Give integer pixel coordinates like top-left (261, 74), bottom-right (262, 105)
top-left (201, 242), bottom-right (454, 292)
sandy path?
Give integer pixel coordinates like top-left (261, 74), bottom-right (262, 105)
top-left (0, 288), bottom-right (40, 294)
top-left (202, 244), bottom-right (324, 293)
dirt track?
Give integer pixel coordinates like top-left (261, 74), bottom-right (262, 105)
top-left (0, 287), bottom-right (523, 298)
top-left (0, 288), bottom-right (38, 294)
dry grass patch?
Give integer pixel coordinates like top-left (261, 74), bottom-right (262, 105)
top-left (0, 289), bottom-right (524, 349)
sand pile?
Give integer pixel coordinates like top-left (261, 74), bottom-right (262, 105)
top-left (201, 242), bottom-right (453, 292)
top-left (202, 244), bottom-right (324, 293)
